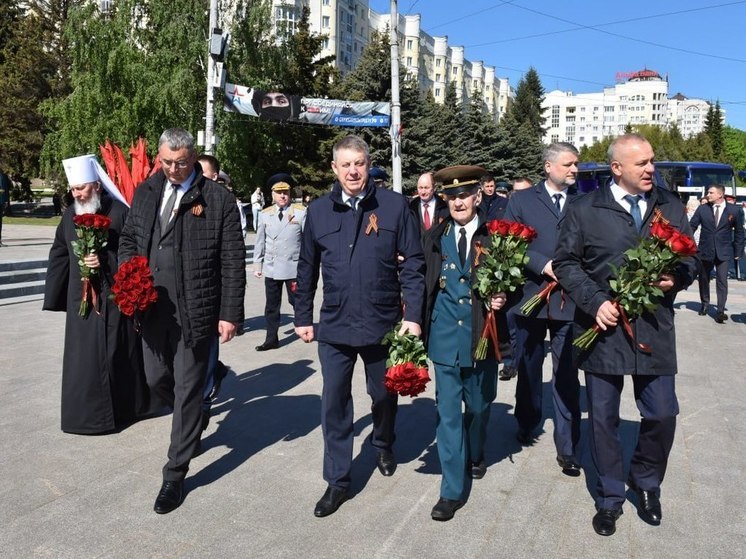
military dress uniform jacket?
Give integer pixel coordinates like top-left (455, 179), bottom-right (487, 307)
top-left (422, 217), bottom-right (508, 363)
top-left (553, 185), bottom-right (696, 376)
top-left (254, 203), bottom-right (306, 280)
top-left (504, 182), bottom-right (578, 321)
top-left (294, 179), bottom-right (425, 346)
top-left (689, 201), bottom-right (744, 262)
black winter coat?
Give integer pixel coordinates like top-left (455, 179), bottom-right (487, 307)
top-left (119, 167), bottom-right (245, 347)
top-left (554, 185), bottom-right (696, 375)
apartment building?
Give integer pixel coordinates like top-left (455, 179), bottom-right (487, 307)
top-left (270, 1), bottom-right (513, 121)
top-left (542, 69), bottom-right (718, 148)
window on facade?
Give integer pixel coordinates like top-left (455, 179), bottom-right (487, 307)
top-left (322, 15), bottom-right (330, 27)
top-left (551, 106), bottom-right (559, 128)
top-left (551, 135), bottom-right (559, 143)
top-left (566, 115), bottom-right (575, 122)
top-left (435, 88), bottom-right (441, 97)
top-left (323, 0), bottom-right (330, 4)
top-left (453, 67), bottom-right (458, 75)
top-left (407, 39), bottom-right (413, 50)
top-left (407, 56), bottom-right (412, 66)
top-left (567, 106), bottom-right (576, 114)
top-left (436, 58), bottom-right (441, 67)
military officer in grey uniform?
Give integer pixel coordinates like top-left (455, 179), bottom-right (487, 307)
top-left (253, 173), bottom-right (306, 351)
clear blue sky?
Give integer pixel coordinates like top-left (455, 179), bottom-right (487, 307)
top-left (369, 0), bottom-right (746, 130)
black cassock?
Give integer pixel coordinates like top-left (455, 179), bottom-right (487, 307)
top-left (43, 195), bottom-right (150, 434)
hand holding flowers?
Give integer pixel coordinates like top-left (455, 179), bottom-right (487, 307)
top-left (71, 213), bottom-right (111, 316)
top-left (473, 219), bottom-right (537, 360)
top-left (382, 322), bottom-right (430, 397)
top-left (574, 218), bottom-right (696, 351)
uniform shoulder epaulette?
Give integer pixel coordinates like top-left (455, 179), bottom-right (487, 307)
top-left (261, 206), bottom-right (274, 213)
top-left (292, 203), bottom-right (306, 210)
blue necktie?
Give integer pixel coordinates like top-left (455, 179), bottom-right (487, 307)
top-left (624, 194), bottom-right (642, 231)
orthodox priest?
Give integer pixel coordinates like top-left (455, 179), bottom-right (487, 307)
top-left (43, 154), bottom-right (147, 434)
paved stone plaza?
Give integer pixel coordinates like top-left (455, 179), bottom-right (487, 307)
top-left (0, 223), bottom-right (744, 558)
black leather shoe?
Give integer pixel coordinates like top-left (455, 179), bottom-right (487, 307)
top-left (431, 497), bottom-right (465, 521)
top-left (592, 508), bottom-right (622, 536)
top-left (376, 450), bottom-right (397, 476)
top-left (715, 312), bottom-right (728, 323)
top-left (255, 341), bottom-right (279, 351)
top-left (698, 304), bottom-right (708, 316)
top-left (154, 480), bottom-right (184, 514)
top-left (207, 361), bottom-right (228, 401)
top-left (469, 459), bottom-right (486, 479)
top-left (516, 427), bottom-right (534, 445)
top-left (634, 488), bottom-right (662, 525)
top-left (499, 365), bottom-right (517, 381)
top-left (313, 486), bottom-right (350, 518)
top-left (556, 455), bottom-right (582, 477)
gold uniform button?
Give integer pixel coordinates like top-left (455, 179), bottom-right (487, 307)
top-left (460, 278), bottom-right (466, 283)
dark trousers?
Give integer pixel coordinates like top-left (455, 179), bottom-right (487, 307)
top-left (142, 318), bottom-right (210, 482)
top-left (434, 361), bottom-right (497, 500)
top-left (514, 316), bottom-right (580, 456)
top-left (698, 258), bottom-right (729, 313)
top-left (318, 342), bottom-right (397, 490)
top-left (585, 372), bottom-right (678, 511)
top-left (263, 277), bottom-right (295, 343)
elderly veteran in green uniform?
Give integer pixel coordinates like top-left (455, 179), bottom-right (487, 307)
top-left (253, 173), bottom-right (306, 351)
top-left (422, 165), bottom-right (508, 521)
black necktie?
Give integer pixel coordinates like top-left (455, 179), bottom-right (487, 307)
top-left (349, 197), bottom-right (358, 213)
top-left (458, 227), bottom-right (467, 267)
top-left (553, 193), bottom-right (562, 213)
top-left (624, 194), bottom-right (642, 231)
top-left (160, 184), bottom-right (178, 231)
top-left (278, 207), bottom-right (284, 221)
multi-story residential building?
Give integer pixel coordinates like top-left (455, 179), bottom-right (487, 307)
top-left (542, 69), bottom-right (719, 148)
top-left (269, 1), bottom-right (513, 121)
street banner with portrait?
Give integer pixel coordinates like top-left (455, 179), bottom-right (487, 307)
top-left (223, 82), bottom-right (390, 128)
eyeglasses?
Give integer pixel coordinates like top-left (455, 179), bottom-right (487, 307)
top-left (161, 159), bottom-right (191, 169)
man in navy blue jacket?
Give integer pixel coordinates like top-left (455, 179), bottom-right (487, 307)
top-left (689, 183), bottom-right (744, 323)
top-left (294, 135), bottom-right (425, 518)
top-left (504, 142), bottom-right (581, 475)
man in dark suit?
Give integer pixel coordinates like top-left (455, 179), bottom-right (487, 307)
top-left (294, 135), bottom-right (425, 518)
top-left (477, 174), bottom-right (507, 221)
top-left (689, 183), bottom-right (744, 323)
top-left (554, 133), bottom-right (696, 536)
top-left (504, 142), bottom-right (581, 475)
top-left (422, 165), bottom-right (507, 521)
top-left (409, 171), bottom-right (449, 237)
top-left (119, 128), bottom-right (246, 514)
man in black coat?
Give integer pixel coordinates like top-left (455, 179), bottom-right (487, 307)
top-left (554, 134), bottom-right (696, 536)
top-left (409, 171), bottom-right (449, 237)
top-left (477, 174), bottom-right (508, 221)
top-left (294, 135), bottom-right (425, 518)
top-left (119, 128), bottom-right (245, 514)
top-left (689, 183), bottom-right (744, 323)
top-left (504, 142), bottom-right (581, 475)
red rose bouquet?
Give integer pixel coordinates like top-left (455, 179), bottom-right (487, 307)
top-left (111, 256), bottom-right (158, 328)
top-left (473, 219), bottom-right (537, 360)
top-left (382, 323), bottom-right (430, 397)
top-left (71, 213), bottom-right (112, 316)
top-left (574, 217), bottom-right (697, 351)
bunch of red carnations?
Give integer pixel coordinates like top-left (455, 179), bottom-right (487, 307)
top-left (110, 256), bottom-right (158, 327)
top-left (574, 219), bottom-right (697, 351)
top-left (382, 323), bottom-right (430, 397)
top-left (71, 213), bottom-right (112, 316)
top-left (472, 219), bottom-right (537, 360)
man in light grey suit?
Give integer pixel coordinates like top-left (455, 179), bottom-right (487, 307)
top-left (253, 173), bottom-right (306, 350)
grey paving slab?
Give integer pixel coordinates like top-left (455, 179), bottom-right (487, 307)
top-left (1, 223), bottom-right (746, 557)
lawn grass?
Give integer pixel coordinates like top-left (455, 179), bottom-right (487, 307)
top-left (4, 216), bottom-right (61, 227)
